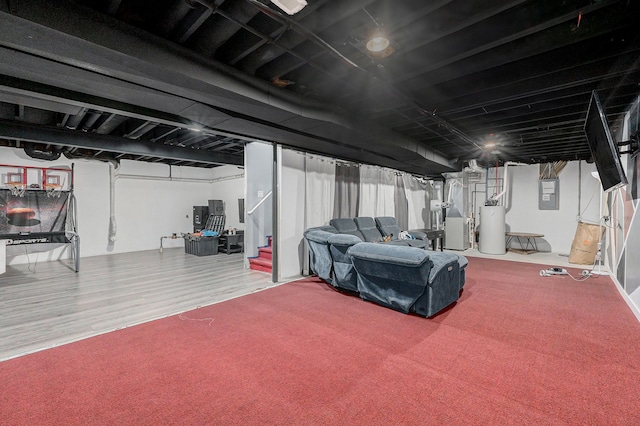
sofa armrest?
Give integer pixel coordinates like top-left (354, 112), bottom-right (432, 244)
top-left (407, 230), bottom-right (427, 240)
top-left (327, 233), bottom-right (363, 245)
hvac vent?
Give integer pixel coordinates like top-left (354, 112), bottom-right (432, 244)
top-left (271, 0), bottom-right (307, 15)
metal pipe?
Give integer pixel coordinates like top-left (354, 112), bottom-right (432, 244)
top-left (115, 173), bottom-right (243, 183)
top-left (108, 162), bottom-right (118, 242)
top-left (489, 161), bottom-right (528, 206)
top-left (272, 142), bottom-right (279, 284)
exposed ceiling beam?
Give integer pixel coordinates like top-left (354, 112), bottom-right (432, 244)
top-left (0, 2), bottom-right (461, 174)
top-left (0, 120), bottom-right (243, 166)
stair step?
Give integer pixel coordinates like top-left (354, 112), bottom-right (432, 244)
top-left (249, 263), bottom-right (272, 273)
top-left (258, 246), bottom-right (272, 260)
top-left (249, 257), bottom-right (271, 267)
top-left (250, 236), bottom-right (273, 273)
top-left (249, 257), bottom-right (272, 273)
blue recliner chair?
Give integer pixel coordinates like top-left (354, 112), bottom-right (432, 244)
top-left (327, 233), bottom-right (361, 292)
top-left (303, 228), bottom-right (337, 284)
top-left (348, 243), bottom-right (461, 317)
top-left (329, 218), bottom-right (365, 241)
top-left (413, 251), bottom-right (463, 317)
top-left (373, 216), bottom-right (427, 249)
top-left (353, 216), bottom-right (426, 248)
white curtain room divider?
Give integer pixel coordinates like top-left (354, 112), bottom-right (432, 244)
top-left (404, 174), bottom-right (430, 230)
top-left (358, 165), bottom-right (395, 218)
top-left (304, 155), bottom-right (335, 228)
top-left (302, 154), bottom-right (335, 275)
top-left (333, 163), bottom-right (360, 219)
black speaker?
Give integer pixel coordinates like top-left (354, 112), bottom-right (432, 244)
top-left (193, 206), bottom-right (209, 232)
top-left (208, 199), bottom-right (224, 215)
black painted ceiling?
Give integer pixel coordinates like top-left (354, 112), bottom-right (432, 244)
top-left (0, 0), bottom-right (639, 175)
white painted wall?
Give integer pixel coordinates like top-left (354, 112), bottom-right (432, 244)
top-left (209, 165), bottom-right (245, 231)
top-left (497, 161), bottom-right (600, 254)
top-left (244, 142), bottom-right (273, 260)
top-left (279, 149), bottom-right (305, 280)
top-left (0, 147), bottom-right (245, 264)
top-left (2, 142), bottom-right (604, 269)
top-left (0, 239), bottom-right (5, 274)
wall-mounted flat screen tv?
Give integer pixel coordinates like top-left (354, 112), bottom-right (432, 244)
top-left (584, 90), bottom-right (628, 192)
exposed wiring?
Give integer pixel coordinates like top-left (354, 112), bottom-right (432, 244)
top-left (566, 272), bottom-right (592, 282)
top-left (178, 312), bottom-right (215, 326)
top-left (579, 185), bottom-right (599, 221)
top-left (540, 268), bottom-right (593, 282)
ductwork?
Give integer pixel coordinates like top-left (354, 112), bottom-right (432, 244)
top-left (0, 0), bottom-right (459, 175)
top-left (487, 161), bottom-right (528, 207)
top-left (24, 142), bottom-right (62, 161)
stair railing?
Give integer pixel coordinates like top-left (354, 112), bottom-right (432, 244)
top-left (247, 190), bottom-right (272, 215)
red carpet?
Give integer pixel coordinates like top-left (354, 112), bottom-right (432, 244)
top-left (2, 257), bottom-right (640, 424)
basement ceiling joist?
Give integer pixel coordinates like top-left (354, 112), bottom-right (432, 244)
top-left (0, 0), bottom-right (638, 173)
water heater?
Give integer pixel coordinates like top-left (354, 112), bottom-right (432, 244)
top-left (479, 205), bottom-right (506, 254)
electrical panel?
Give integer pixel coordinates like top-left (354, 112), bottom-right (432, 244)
top-left (539, 179), bottom-right (559, 210)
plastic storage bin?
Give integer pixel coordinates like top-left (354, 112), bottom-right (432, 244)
top-left (184, 235), bottom-right (219, 256)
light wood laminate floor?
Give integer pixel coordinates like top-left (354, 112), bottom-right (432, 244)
top-left (0, 249), bottom-right (277, 361)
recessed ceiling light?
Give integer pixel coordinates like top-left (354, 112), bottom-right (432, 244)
top-left (367, 34), bottom-right (391, 52)
top-left (271, 0), bottom-right (307, 15)
top-left (365, 27), bottom-right (391, 53)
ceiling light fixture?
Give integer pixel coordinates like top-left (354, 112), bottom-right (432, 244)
top-left (361, 8), bottom-right (392, 55)
top-left (366, 29), bottom-right (390, 52)
top-left (271, 0), bottom-right (307, 15)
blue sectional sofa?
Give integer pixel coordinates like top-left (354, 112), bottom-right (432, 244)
top-left (330, 217), bottom-right (427, 248)
top-left (349, 243), bottom-right (464, 317)
top-left (303, 217), bottom-right (468, 317)
top-left (327, 234), bottom-right (361, 292)
top-left (304, 228), bottom-right (336, 285)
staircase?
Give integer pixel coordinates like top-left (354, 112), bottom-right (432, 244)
top-left (249, 236), bottom-right (272, 273)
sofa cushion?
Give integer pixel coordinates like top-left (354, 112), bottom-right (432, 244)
top-left (375, 216), bottom-right (427, 249)
top-left (348, 242), bottom-right (431, 273)
top-left (375, 216), bottom-right (402, 240)
top-left (329, 218), bottom-right (365, 241)
top-left (354, 216), bottom-right (385, 242)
